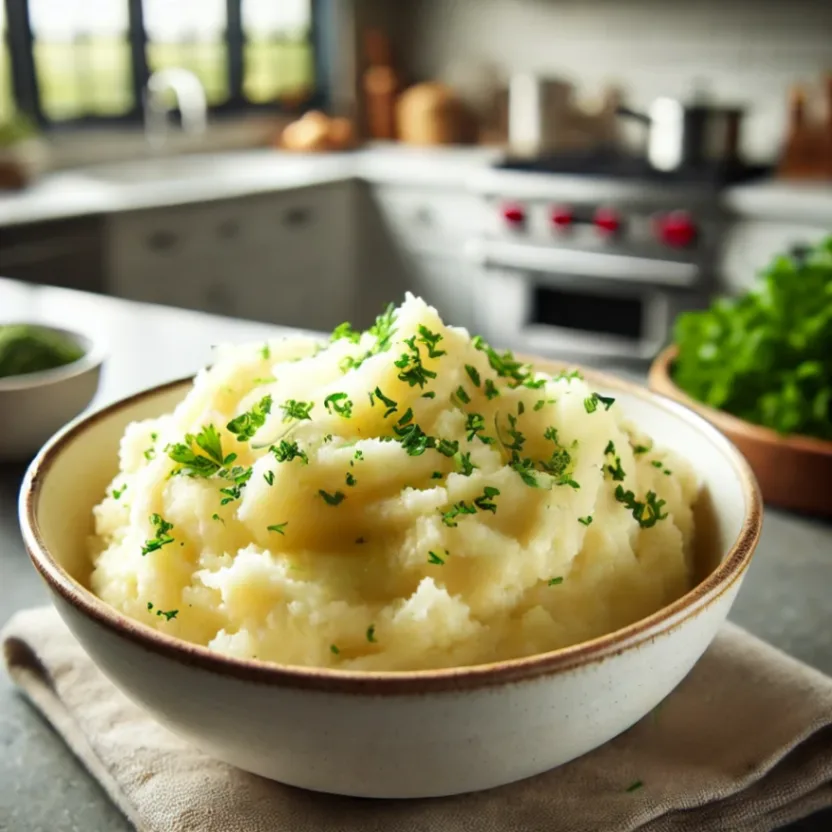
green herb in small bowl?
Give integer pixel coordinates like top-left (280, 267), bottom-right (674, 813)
top-left (672, 236), bottom-right (832, 442)
top-left (0, 324), bottom-right (86, 379)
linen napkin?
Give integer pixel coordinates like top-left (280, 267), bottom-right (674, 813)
top-left (3, 607), bottom-right (832, 832)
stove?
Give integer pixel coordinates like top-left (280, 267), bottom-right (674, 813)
top-left (467, 150), bottom-right (770, 366)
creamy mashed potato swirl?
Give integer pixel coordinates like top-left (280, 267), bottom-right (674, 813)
top-left (90, 295), bottom-right (697, 671)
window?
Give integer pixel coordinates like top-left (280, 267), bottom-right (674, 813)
top-left (0, 0), bottom-right (325, 128)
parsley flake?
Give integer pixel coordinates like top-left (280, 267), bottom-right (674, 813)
top-left (615, 486), bottom-right (668, 528)
top-left (395, 336), bottom-right (437, 388)
top-left (484, 379), bottom-right (500, 400)
top-left (578, 516), bottom-right (593, 526)
top-left (331, 321), bottom-right (361, 344)
top-left (330, 644), bottom-right (340, 655)
top-left (604, 440), bottom-right (616, 456)
top-left (633, 442), bottom-right (652, 455)
top-left (226, 395), bottom-right (272, 441)
top-left (465, 413), bottom-right (493, 444)
top-left (606, 457), bottom-right (626, 481)
top-left (370, 387), bottom-right (398, 418)
top-left (345, 472), bottom-right (357, 486)
top-left (111, 484), bottom-right (127, 500)
top-left (319, 489), bottom-right (345, 506)
top-left (264, 470), bottom-right (275, 486)
top-left (455, 385), bottom-right (471, 405)
top-left (428, 550), bottom-right (446, 565)
top-left (422, 391), bottom-right (436, 399)
top-left (260, 343), bottom-right (271, 360)
top-left (417, 325), bottom-right (446, 359)
top-left (366, 625), bottom-right (377, 643)
top-left (267, 523), bottom-right (287, 535)
top-left (324, 392), bottom-right (354, 418)
top-left (465, 364), bottom-right (481, 387)
top-left (455, 451), bottom-right (476, 476)
top-left (281, 399), bottom-right (314, 422)
top-left (270, 439), bottom-right (308, 464)
top-left (548, 576), bottom-right (564, 586)
top-left (141, 514), bottom-right (175, 555)
top-left (626, 780), bottom-right (644, 793)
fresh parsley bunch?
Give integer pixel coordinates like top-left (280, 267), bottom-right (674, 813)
top-left (672, 236), bottom-right (832, 440)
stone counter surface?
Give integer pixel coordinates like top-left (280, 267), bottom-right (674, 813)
top-left (0, 143), bottom-right (829, 228)
top-left (0, 280), bottom-right (830, 831)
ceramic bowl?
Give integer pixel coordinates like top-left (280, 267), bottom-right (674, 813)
top-left (19, 366), bottom-right (761, 799)
top-left (649, 345), bottom-right (832, 517)
top-left (0, 324), bottom-right (105, 461)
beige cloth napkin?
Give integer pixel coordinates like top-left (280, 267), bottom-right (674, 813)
top-left (3, 607), bottom-right (832, 832)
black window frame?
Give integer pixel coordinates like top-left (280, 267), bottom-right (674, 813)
top-left (3, 0), bottom-right (330, 129)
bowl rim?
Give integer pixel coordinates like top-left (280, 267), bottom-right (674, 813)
top-left (20, 364), bottom-right (763, 695)
top-left (0, 323), bottom-right (106, 392)
top-left (649, 345), bottom-right (832, 458)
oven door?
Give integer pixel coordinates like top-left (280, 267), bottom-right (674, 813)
top-left (476, 266), bottom-right (673, 361)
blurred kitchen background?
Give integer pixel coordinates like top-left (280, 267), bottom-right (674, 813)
top-left (0, 0), bottom-right (830, 365)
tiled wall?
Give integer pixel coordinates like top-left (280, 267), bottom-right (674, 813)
top-left (392, 0), bottom-right (832, 162)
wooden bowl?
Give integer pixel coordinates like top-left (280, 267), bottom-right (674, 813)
top-left (649, 345), bottom-right (832, 516)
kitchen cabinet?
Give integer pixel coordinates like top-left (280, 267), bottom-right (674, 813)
top-left (361, 183), bottom-right (483, 330)
top-left (105, 183), bottom-right (355, 331)
top-left (0, 216), bottom-right (105, 293)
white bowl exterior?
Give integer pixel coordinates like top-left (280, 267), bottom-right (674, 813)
top-left (51, 578), bottom-right (741, 798)
top-left (25, 377), bottom-right (756, 797)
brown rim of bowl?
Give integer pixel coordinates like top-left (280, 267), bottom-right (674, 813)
top-left (20, 364), bottom-right (763, 695)
top-left (650, 346), bottom-right (832, 457)
top-left (0, 324), bottom-right (106, 392)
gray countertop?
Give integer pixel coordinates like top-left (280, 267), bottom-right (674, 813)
top-left (1, 279), bottom-right (830, 831)
top-left (1, 142), bottom-right (830, 228)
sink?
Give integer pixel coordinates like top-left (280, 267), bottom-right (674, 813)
top-left (82, 154), bottom-right (242, 185)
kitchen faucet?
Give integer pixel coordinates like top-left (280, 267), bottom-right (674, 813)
top-left (143, 68), bottom-right (208, 150)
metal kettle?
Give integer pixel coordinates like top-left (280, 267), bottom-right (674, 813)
top-left (618, 97), bottom-right (745, 172)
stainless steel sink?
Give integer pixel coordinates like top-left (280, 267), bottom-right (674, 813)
top-left (82, 154), bottom-right (238, 185)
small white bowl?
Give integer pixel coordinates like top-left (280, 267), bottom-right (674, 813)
top-left (0, 325), bottom-right (104, 461)
top-left (19, 364), bottom-right (762, 799)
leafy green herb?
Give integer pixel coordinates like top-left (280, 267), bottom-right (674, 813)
top-left (604, 440), bottom-right (616, 456)
top-left (431, 471), bottom-right (443, 479)
top-left (517, 401), bottom-right (525, 415)
top-left (331, 321), bottom-right (361, 344)
top-left (534, 400), bottom-right (546, 411)
top-left (543, 426), bottom-right (559, 444)
top-left (472, 335), bottom-right (529, 383)
top-left (596, 394), bottom-right (615, 410)
top-left (422, 391), bottom-right (436, 399)
top-left (556, 476), bottom-right (580, 490)
top-left (484, 379), bottom-right (500, 400)
top-left (615, 485), bottom-right (668, 528)
top-left (664, 469), bottom-right (672, 476)
top-left (319, 489), bottom-right (345, 506)
top-left (584, 396), bottom-right (599, 414)
top-left (267, 523), bottom-right (287, 534)
top-left (330, 644), bottom-right (340, 655)
top-left (394, 422), bottom-right (434, 456)
top-left (465, 413), bottom-right (493, 444)
top-left (578, 515), bottom-right (593, 526)
top-left (428, 550), bottom-right (446, 565)
top-left (111, 484), bottom-right (127, 500)
top-left (354, 449), bottom-right (364, 461)
top-left (339, 305), bottom-right (398, 372)
top-left (345, 472), bottom-right (356, 486)
top-left (651, 460), bottom-right (663, 468)
top-left (606, 456), bottom-right (626, 481)
top-left (548, 576), bottom-right (564, 586)
top-left (252, 376), bottom-right (276, 386)
top-left (147, 602), bottom-right (179, 621)
top-left (226, 395), bottom-right (272, 441)
top-left (366, 625), bottom-right (377, 643)
top-left (370, 387), bottom-right (398, 418)
top-left (141, 514), bottom-right (175, 555)
top-left (260, 343), bottom-right (271, 360)
top-left (324, 392), bottom-right (354, 418)
top-left (633, 443), bottom-right (652, 455)
top-left (395, 336), bottom-right (438, 388)
top-left (510, 456), bottom-right (541, 487)
top-left (280, 399), bottom-right (313, 422)
top-left (455, 385), bottom-right (471, 405)
top-left (626, 780), bottom-right (644, 793)
top-left (673, 236), bottom-right (832, 441)
top-left (441, 500), bottom-right (478, 527)
top-left (219, 466), bottom-right (253, 505)
top-left (437, 438), bottom-right (459, 457)
top-left (465, 364), bottom-right (481, 387)
top-left (522, 377), bottom-right (547, 390)
top-left (264, 470), bottom-right (275, 486)
top-left (455, 451), bottom-right (476, 476)
top-left (417, 325), bottom-right (446, 359)
top-left (143, 447), bottom-right (156, 461)
top-left (270, 440), bottom-right (308, 465)
top-left (398, 408), bottom-right (414, 427)
top-left (211, 513), bottom-right (224, 523)
top-left (474, 486), bottom-right (500, 514)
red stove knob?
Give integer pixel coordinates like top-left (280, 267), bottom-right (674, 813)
top-left (594, 207), bottom-right (622, 235)
top-left (550, 205), bottom-right (574, 229)
top-left (657, 211), bottom-right (698, 247)
top-left (501, 203), bottom-right (526, 226)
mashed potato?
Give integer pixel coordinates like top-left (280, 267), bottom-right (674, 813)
top-left (90, 295), bottom-right (697, 671)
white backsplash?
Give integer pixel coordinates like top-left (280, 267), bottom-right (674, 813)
top-left (394, 0), bottom-right (832, 162)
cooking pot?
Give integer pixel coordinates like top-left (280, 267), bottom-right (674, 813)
top-left (618, 98), bottom-right (744, 172)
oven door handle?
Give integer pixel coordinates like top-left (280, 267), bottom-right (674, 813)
top-left (465, 239), bottom-right (700, 287)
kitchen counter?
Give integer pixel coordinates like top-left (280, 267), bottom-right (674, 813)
top-left (0, 279), bottom-right (830, 831)
top-left (0, 142), bottom-right (828, 229)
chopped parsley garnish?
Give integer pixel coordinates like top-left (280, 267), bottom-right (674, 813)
top-left (664, 469), bottom-right (672, 476)
top-left (510, 456), bottom-right (540, 487)
top-left (147, 603), bottom-right (179, 621)
top-left (219, 466), bottom-right (253, 505)
top-left (455, 385), bottom-right (471, 405)
top-left (226, 395), bottom-right (272, 441)
top-left (465, 413), bottom-right (493, 444)
top-left (437, 438), bottom-right (459, 457)
top-left (604, 440), bottom-right (616, 456)
top-left (339, 304), bottom-right (398, 372)
top-left (167, 424), bottom-right (232, 477)
top-left (606, 456), bottom-right (626, 481)
top-left (143, 447), bottom-right (156, 461)
top-left (472, 335), bottom-right (529, 383)
top-left (427, 550), bottom-right (446, 565)
top-left (517, 401), bottom-right (525, 415)
top-left (484, 379), bottom-right (500, 400)
top-left (584, 396), bottom-right (599, 414)
top-left (632, 442), bottom-right (652, 455)
top-left (548, 576), bottom-right (564, 586)
top-left (323, 434), bottom-right (333, 443)
top-left (534, 400), bottom-right (546, 412)
top-left (330, 644), bottom-right (340, 655)
top-left (252, 376), bottom-right (276, 386)
top-left (540, 447), bottom-right (570, 477)
top-left (280, 399), bottom-right (314, 422)
top-left (626, 779), bottom-right (644, 793)
top-left (455, 451), bottom-right (476, 476)
top-left (556, 476), bottom-right (580, 490)
top-left (111, 484), bottom-right (127, 500)
top-left (264, 470), bottom-right (275, 485)
top-left (596, 394), bottom-right (616, 410)
top-left (422, 391), bottom-right (436, 399)
top-left (465, 364), bottom-right (481, 387)
top-left (615, 485), bottom-right (668, 528)
top-left (395, 336), bottom-right (438, 388)
top-left (398, 408), bottom-right (414, 427)
top-left (260, 343), bottom-right (271, 360)
top-left (543, 426), bottom-right (559, 444)
top-left (345, 472), bottom-right (356, 486)
top-left (366, 625), bottom-right (377, 643)
top-left (211, 513), bottom-right (223, 523)
top-left (141, 514), bottom-right (175, 555)
top-left (522, 377), bottom-right (547, 390)
top-left (324, 392), bottom-right (354, 418)
top-left (578, 516), bottom-right (593, 526)
top-left (441, 500), bottom-right (478, 527)
top-left (270, 439), bottom-right (309, 464)
top-left (417, 325), bottom-right (446, 359)
top-left (331, 321), bottom-right (361, 344)
top-left (267, 523), bottom-right (287, 534)
top-left (431, 471), bottom-right (443, 479)
top-left (319, 489), bottom-right (345, 506)
top-left (394, 422), bottom-right (434, 456)
top-left (370, 387), bottom-right (398, 417)
top-left (474, 486), bottom-right (500, 513)
top-left (651, 460), bottom-right (663, 468)
top-left (504, 413), bottom-right (525, 451)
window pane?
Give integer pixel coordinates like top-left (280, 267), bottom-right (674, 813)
top-left (0, 3), bottom-right (14, 124)
top-left (143, 0), bottom-right (228, 105)
top-left (28, 0), bottom-right (133, 120)
top-left (242, 0), bottom-right (313, 104)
